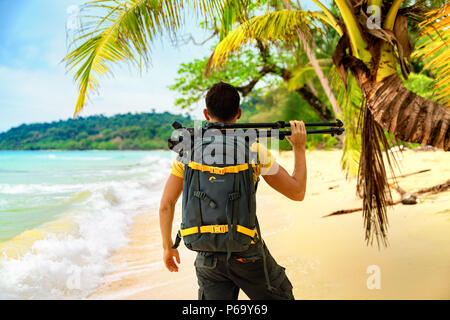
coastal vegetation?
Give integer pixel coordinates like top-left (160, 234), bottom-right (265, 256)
top-left (0, 112), bottom-right (191, 151)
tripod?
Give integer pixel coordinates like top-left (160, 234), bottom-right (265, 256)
top-left (168, 120), bottom-right (345, 153)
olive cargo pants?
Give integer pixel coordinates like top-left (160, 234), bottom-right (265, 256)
top-left (194, 244), bottom-right (294, 300)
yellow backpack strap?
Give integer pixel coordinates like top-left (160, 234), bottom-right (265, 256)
top-left (236, 225), bottom-right (256, 238)
top-left (179, 224), bottom-right (256, 238)
top-left (179, 226), bottom-right (199, 237)
top-left (188, 162), bottom-right (249, 175)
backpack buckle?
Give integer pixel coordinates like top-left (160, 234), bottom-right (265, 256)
top-left (213, 225), bottom-right (227, 233)
top-left (212, 167), bottom-right (225, 175)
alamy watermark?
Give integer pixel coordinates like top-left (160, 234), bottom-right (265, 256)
top-left (366, 265), bottom-right (382, 290)
top-left (66, 5), bottom-right (81, 31)
top-left (66, 266), bottom-right (82, 290)
top-left (367, 5), bottom-right (382, 30)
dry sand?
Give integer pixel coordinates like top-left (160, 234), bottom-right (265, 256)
top-left (90, 149), bottom-right (450, 300)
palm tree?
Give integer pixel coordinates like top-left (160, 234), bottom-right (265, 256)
top-left (208, 1), bottom-right (449, 147)
top-left (204, 0), bottom-right (450, 246)
top-left (64, 0), bottom-right (449, 246)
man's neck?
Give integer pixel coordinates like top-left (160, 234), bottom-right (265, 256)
top-left (208, 119), bottom-right (237, 124)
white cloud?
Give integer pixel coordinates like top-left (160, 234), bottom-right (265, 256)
top-left (0, 0), bottom-right (212, 132)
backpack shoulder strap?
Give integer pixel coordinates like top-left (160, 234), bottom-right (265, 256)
top-left (254, 217), bottom-right (273, 291)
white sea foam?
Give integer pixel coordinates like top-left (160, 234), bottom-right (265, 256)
top-left (45, 154), bottom-right (112, 161)
top-left (0, 152), bottom-right (172, 299)
top-left (138, 154), bottom-right (170, 165)
top-left (0, 183), bottom-right (84, 195)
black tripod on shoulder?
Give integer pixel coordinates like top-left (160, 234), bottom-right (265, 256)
top-left (168, 119), bottom-right (345, 154)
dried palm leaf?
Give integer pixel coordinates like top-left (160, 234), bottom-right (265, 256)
top-left (357, 104), bottom-right (397, 247)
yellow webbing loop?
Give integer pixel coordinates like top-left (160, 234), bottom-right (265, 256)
top-left (179, 226), bottom-right (199, 237)
top-left (188, 162), bottom-right (249, 175)
top-left (236, 225), bottom-right (257, 238)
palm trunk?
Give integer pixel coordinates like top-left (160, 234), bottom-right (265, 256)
top-left (296, 86), bottom-right (334, 121)
top-left (282, 0), bottom-right (341, 117)
top-left (364, 74), bottom-right (450, 150)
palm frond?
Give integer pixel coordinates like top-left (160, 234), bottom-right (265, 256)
top-left (333, 67), bottom-right (398, 248)
top-left (286, 59), bottom-right (332, 91)
top-left (416, 2), bottom-right (450, 107)
top-left (333, 70), bottom-right (363, 177)
top-left (286, 66), bottom-right (315, 91)
top-left (218, 0), bottom-right (248, 40)
top-left (64, 0), bottom-right (230, 116)
top-left (357, 104), bottom-right (395, 248)
top-left (206, 10), bottom-right (323, 74)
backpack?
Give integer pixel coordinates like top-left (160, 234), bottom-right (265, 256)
top-left (171, 128), bottom-right (273, 290)
top-left (172, 132), bottom-right (260, 254)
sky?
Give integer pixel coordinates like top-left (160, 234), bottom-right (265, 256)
top-left (0, 0), bottom-right (214, 133)
top-left (0, 0), bottom-right (320, 133)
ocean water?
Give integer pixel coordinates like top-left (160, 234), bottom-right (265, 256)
top-left (0, 151), bottom-right (174, 299)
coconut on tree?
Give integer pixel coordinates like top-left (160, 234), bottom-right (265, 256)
top-left (64, 0), bottom-right (449, 246)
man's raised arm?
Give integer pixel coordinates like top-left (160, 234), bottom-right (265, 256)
top-left (262, 120), bottom-right (307, 201)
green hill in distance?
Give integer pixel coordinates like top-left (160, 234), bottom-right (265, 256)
top-left (0, 112), bottom-right (192, 151)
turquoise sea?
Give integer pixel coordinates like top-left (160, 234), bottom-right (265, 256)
top-left (0, 151), bottom-right (174, 299)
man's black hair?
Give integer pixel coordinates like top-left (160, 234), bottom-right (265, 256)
top-left (205, 81), bottom-right (240, 122)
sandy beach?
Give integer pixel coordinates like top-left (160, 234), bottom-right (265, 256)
top-left (90, 149), bottom-right (450, 300)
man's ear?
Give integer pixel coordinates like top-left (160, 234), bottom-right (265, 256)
top-left (203, 109), bottom-right (211, 121)
top-left (236, 108), bottom-right (242, 120)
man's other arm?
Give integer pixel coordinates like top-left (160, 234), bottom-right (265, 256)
top-left (159, 174), bottom-right (183, 272)
top-left (262, 121), bottom-right (307, 201)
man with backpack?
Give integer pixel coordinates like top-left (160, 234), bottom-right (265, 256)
top-left (159, 82), bottom-right (307, 300)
